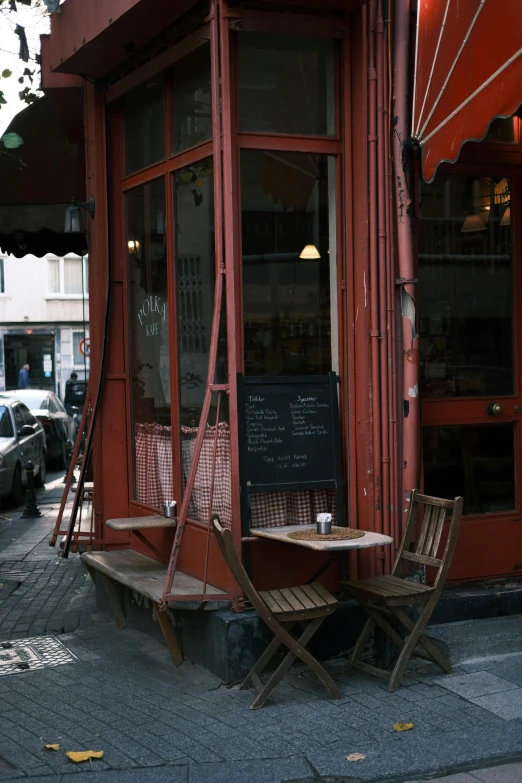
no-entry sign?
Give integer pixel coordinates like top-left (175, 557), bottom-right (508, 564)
top-left (79, 337), bottom-right (90, 357)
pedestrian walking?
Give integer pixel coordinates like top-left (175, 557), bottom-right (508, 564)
top-left (18, 363), bottom-right (30, 389)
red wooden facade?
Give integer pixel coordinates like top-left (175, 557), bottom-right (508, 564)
top-left (43, 0), bottom-right (522, 593)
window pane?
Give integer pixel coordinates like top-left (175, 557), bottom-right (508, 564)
top-left (72, 332), bottom-right (84, 365)
top-left (175, 159), bottom-right (230, 526)
top-left (124, 76), bottom-right (165, 174)
top-left (0, 407), bottom-right (13, 437)
top-left (126, 178), bottom-right (172, 506)
top-left (172, 44), bottom-right (212, 154)
top-left (48, 258), bottom-right (60, 293)
top-left (64, 258), bottom-right (83, 294)
top-left (423, 424), bottom-right (515, 515)
top-left (241, 150), bottom-right (337, 376)
top-left (238, 33), bottom-right (335, 136)
top-left (418, 175), bottom-right (513, 398)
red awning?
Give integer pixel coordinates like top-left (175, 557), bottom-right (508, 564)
top-left (412, 0), bottom-right (522, 183)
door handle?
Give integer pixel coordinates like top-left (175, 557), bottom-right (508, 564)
top-left (487, 402), bottom-right (503, 417)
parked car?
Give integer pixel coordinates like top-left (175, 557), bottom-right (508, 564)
top-left (0, 398), bottom-right (46, 504)
top-left (0, 390), bottom-right (78, 468)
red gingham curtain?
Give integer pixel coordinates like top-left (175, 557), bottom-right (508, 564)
top-left (181, 422), bottom-right (233, 528)
top-left (135, 422), bottom-right (174, 507)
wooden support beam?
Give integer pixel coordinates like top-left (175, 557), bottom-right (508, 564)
top-left (153, 603), bottom-right (183, 666)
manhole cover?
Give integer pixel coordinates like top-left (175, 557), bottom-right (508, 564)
top-left (0, 636), bottom-right (77, 676)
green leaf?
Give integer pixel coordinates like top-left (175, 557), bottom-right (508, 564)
top-left (0, 92), bottom-right (7, 106)
top-left (1, 132), bottom-right (23, 149)
top-left (1, 69), bottom-right (12, 79)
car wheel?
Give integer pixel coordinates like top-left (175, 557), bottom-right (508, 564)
top-left (8, 464), bottom-right (23, 506)
top-left (35, 454), bottom-right (46, 488)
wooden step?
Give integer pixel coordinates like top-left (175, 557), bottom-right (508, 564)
top-left (105, 515), bottom-right (177, 531)
top-left (81, 550), bottom-right (226, 602)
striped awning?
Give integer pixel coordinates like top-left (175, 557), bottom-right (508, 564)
top-left (412, 0), bottom-right (522, 182)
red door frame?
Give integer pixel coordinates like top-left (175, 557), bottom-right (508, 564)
top-left (419, 123), bottom-right (522, 580)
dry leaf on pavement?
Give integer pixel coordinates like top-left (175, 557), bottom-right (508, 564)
top-left (393, 723), bottom-right (414, 732)
top-left (346, 753), bottom-right (367, 761)
top-left (43, 744), bottom-right (60, 751)
top-left (66, 750), bottom-right (104, 763)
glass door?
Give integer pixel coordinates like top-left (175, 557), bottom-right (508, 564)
top-left (418, 170), bottom-right (522, 579)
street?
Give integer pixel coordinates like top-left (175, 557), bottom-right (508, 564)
top-left (0, 480), bottom-right (521, 782)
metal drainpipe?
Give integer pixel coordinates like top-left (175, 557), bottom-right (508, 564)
top-left (393, 0), bottom-right (419, 530)
top-left (368, 0), bottom-right (383, 575)
top-left (384, 6), bottom-right (400, 553)
top-left (376, 0), bottom-right (392, 573)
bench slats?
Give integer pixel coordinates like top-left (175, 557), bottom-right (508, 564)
top-left (81, 550), bottom-right (225, 602)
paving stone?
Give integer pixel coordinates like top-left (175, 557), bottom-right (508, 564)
top-left (470, 688), bottom-right (522, 720)
top-left (433, 672), bottom-right (519, 700)
top-left (188, 756), bottom-right (313, 783)
top-left (472, 762), bottom-right (522, 782)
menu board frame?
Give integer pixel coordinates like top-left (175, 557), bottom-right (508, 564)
top-left (237, 373), bottom-right (345, 536)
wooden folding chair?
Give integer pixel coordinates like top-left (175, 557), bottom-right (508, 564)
top-left (342, 490), bottom-right (463, 692)
top-left (211, 515), bottom-right (340, 709)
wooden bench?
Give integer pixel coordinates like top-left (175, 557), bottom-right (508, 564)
top-left (82, 519), bottom-right (227, 667)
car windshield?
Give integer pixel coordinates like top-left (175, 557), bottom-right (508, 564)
top-left (13, 393), bottom-right (49, 410)
top-left (0, 406), bottom-right (14, 437)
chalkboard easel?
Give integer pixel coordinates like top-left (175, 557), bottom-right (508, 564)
top-left (237, 373), bottom-right (345, 537)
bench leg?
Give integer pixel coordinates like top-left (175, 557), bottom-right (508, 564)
top-left (153, 603), bottom-right (183, 667)
top-left (100, 573), bottom-right (126, 630)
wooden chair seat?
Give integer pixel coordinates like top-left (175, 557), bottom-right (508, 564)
top-left (260, 583), bottom-right (338, 621)
top-left (211, 515), bottom-right (340, 709)
top-left (348, 575), bottom-right (435, 603)
top-left (343, 490), bottom-right (463, 692)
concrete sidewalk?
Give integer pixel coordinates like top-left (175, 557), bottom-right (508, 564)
top-left (1, 491), bottom-right (522, 782)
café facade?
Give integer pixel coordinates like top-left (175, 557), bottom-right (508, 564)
top-left (39, 0), bottom-right (522, 650)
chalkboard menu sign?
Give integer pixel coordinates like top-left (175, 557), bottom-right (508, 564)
top-left (237, 373), bottom-right (344, 534)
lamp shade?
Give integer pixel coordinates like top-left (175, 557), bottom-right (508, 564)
top-left (64, 203), bottom-right (83, 234)
top-left (299, 244), bottom-right (321, 259)
top-left (461, 214), bottom-right (487, 233)
top-left (500, 206), bottom-right (511, 227)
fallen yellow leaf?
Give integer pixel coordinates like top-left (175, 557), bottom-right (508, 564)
top-left (346, 753), bottom-right (366, 761)
top-left (66, 750), bottom-right (104, 763)
top-left (393, 723), bottom-right (414, 732)
top-left (44, 744), bottom-right (60, 751)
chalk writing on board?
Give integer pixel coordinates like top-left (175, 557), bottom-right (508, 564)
top-left (239, 378), bottom-right (339, 489)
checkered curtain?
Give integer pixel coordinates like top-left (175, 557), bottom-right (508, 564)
top-left (135, 422), bottom-right (174, 507)
top-left (249, 489), bottom-right (337, 529)
top-left (181, 422), bottom-right (233, 528)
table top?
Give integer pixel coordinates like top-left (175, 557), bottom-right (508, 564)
top-left (251, 525), bottom-right (393, 552)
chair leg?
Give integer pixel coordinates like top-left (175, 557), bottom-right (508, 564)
top-left (387, 599), bottom-right (442, 692)
top-left (393, 603), bottom-right (451, 674)
top-left (348, 617), bottom-right (375, 674)
top-left (240, 634), bottom-right (286, 692)
top-left (250, 618), bottom-right (340, 710)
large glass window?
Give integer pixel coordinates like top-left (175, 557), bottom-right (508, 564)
top-left (238, 33), bottom-right (335, 136)
top-left (241, 150), bottom-right (337, 376)
top-left (418, 175), bottom-right (513, 398)
top-left (423, 424), bottom-right (515, 515)
top-left (125, 76), bottom-right (165, 174)
top-left (171, 44), bottom-right (212, 154)
top-left (126, 178), bottom-right (172, 506)
top-left (175, 159), bottom-right (230, 525)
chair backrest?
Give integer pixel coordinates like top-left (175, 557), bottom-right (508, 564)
top-left (211, 514), bottom-right (269, 617)
top-left (393, 490), bottom-right (464, 589)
